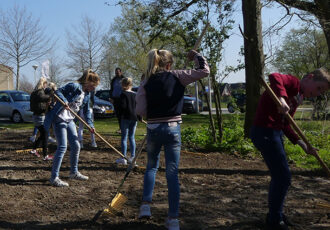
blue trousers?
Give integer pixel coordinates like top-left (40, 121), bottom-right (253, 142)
top-left (142, 122), bottom-right (181, 218)
top-left (250, 126), bottom-right (291, 223)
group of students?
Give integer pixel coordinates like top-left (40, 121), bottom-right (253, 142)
top-left (27, 48), bottom-right (329, 230)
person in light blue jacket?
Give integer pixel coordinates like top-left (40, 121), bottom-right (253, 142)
top-left (45, 69), bottom-right (100, 187)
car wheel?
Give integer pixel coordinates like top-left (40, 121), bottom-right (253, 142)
top-left (12, 111), bottom-right (22, 123)
top-left (227, 104), bottom-right (235, 113)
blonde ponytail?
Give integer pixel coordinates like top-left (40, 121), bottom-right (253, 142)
top-left (34, 77), bottom-right (48, 91)
top-left (145, 49), bottom-right (173, 79)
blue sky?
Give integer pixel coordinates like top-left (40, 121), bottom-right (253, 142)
top-left (1, 0), bottom-right (301, 85)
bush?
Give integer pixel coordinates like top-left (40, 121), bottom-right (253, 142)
top-left (181, 114), bottom-right (255, 155)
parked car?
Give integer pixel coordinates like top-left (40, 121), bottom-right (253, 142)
top-left (183, 95), bottom-right (203, 114)
top-left (95, 89), bottom-right (111, 101)
top-left (93, 95), bottom-right (114, 118)
top-left (0, 90), bottom-right (33, 123)
top-left (227, 92), bottom-right (246, 113)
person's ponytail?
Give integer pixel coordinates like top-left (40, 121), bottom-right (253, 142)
top-left (145, 49), bottom-right (173, 80)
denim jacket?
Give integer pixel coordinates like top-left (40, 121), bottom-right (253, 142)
top-left (44, 83), bottom-right (93, 132)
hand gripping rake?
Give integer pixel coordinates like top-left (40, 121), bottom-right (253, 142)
top-left (53, 94), bottom-right (127, 160)
top-left (260, 77), bottom-right (330, 177)
top-left (92, 133), bottom-right (148, 221)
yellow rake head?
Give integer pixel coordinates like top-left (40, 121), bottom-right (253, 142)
top-left (103, 193), bottom-right (128, 216)
top-left (16, 148), bottom-right (42, 154)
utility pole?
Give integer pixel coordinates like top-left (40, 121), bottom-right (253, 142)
top-left (32, 65), bottom-right (38, 85)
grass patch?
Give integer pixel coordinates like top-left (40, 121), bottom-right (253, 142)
top-left (1, 113), bottom-right (328, 170)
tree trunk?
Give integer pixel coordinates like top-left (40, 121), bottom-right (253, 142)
top-left (16, 62), bottom-right (20, 90)
top-left (242, 0), bottom-right (264, 137)
top-left (199, 80), bottom-right (216, 142)
top-left (316, 4), bottom-right (330, 58)
top-left (211, 74), bottom-right (223, 143)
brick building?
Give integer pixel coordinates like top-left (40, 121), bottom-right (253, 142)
top-left (0, 64), bottom-right (14, 90)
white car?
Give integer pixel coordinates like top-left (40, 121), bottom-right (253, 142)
top-left (0, 90), bottom-right (33, 123)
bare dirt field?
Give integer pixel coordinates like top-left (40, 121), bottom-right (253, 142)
top-left (0, 128), bottom-right (329, 230)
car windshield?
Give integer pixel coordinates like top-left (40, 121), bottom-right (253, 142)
top-left (10, 92), bottom-right (30, 101)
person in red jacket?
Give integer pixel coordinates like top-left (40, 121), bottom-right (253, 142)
top-left (250, 68), bottom-right (329, 230)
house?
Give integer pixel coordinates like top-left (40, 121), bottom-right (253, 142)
top-left (0, 64), bottom-right (14, 90)
top-left (219, 82), bottom-right (246, 97)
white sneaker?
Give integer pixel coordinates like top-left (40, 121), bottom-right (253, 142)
top-left (50, 177), bottom-right (69, 187)
top-left (115, 158), bottom-right (127, 165)
top-left (48, 136), bottom-right (56, 143)
top-left (128, 157), bottom-right (138, 167)
top-left (29, 135), bottom-right (36, 142)
top-left (91, 142), bottom-right (97, 148)
top-left (165, 218), bottom-right (180, 230)
top-left (69, 171), bottom-right (89, 180)
top-left (138, 204), bottom-right (151, 219)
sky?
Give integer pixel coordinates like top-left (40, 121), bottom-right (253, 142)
top-left (1, 0), bottom-right (303, 86)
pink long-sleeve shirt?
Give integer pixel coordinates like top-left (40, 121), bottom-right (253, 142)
top-left (136, 54), bottom-right (210, 123)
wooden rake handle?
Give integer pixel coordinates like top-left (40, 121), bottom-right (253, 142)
top-left (53, 94), bottom-right (127, 160)
top-left (260, 77), bottom-right (330, 177)
top-left (184, 22), bottom-right (209, 68)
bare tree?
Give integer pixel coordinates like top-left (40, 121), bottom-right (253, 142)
top-left (19, 74), bottom-right (34, 93)
top-left (0, 5), bottom-right (55, 90)
top-left (272, 0), bottom-right (330, 57)
top-left (47, 55), bottom-right (66, 87)
top-left (65, 15), bottom-right (105, 74)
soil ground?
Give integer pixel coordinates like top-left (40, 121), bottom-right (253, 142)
top-left (0, 127), bottom-right (329, 230)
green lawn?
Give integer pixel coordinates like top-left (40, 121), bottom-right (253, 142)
top-left (1, 113), bottom-right (328, 170)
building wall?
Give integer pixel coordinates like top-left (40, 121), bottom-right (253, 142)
top-left (0, 64), bottom-right (14, 90)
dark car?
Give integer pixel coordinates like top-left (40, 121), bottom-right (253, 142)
top-left (227, 92), bottom-right (246, 113)
top-left (183, 95), bottom-right (203, 114)
top-left (93, 95), bottom-right (114, 118)
top-left (95, 90), bottom-right (111, 101)
top-left (0, 90), bottom-right (33, 123)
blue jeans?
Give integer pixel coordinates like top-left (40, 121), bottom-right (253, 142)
top-left (250, 126), bottom-right (291, 223)
top-left (51, 119), bottom-right (80, 181)
top-left (121, 119), bottom-right (137, 158)
top-left (142, 122), bottom-right (181, 218)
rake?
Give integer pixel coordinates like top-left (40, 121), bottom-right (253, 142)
top-left (53, 94), bottom-right (127, 160)
top-left (16, 148), bottom-right (42, 154)
top-left (92, 133), bottom-right (147, 221)
top-left (260, 77), bottom-right (330, 177)
top-left (317, 202), bottom-right (330, 209)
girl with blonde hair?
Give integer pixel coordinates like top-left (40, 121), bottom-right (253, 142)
top-left (136, 49), bottom-right (210, 230)
top-left (115, 77), bottom-right (139, 165)
top-left (30, 77), bottom-right (53, 160)
top-left (45, 69), bottom-right (100, 187)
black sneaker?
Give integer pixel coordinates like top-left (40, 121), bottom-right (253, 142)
top-left (266, 214), bottom-right (289, 230)
top-left (282, 214), bottom-right (294, 227)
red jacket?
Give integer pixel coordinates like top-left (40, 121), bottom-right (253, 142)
top-left (253, 73), bottom-right (301, 144)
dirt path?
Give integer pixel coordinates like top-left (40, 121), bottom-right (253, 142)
top-left (0, 128), bottom-right (329, 229)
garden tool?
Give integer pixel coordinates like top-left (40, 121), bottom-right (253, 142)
top-left (53, 94), bottom-right (127, 160)
top-left (16, 148), bottom-right (42, 154)
top-left (92, 133), bottom-right (147, 221)
top-left (184, 22), bottom-right (209, 68)
top-left (317, 202), bottom-right (330, 209)
top-left (260, 76), bottom-right (330, 177)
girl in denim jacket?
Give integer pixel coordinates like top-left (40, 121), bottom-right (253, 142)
top-left (45, 69), bottom-right (100, 187)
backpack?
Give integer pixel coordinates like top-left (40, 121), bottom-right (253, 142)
top-left (30, 90), bottom-right (39, 113)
